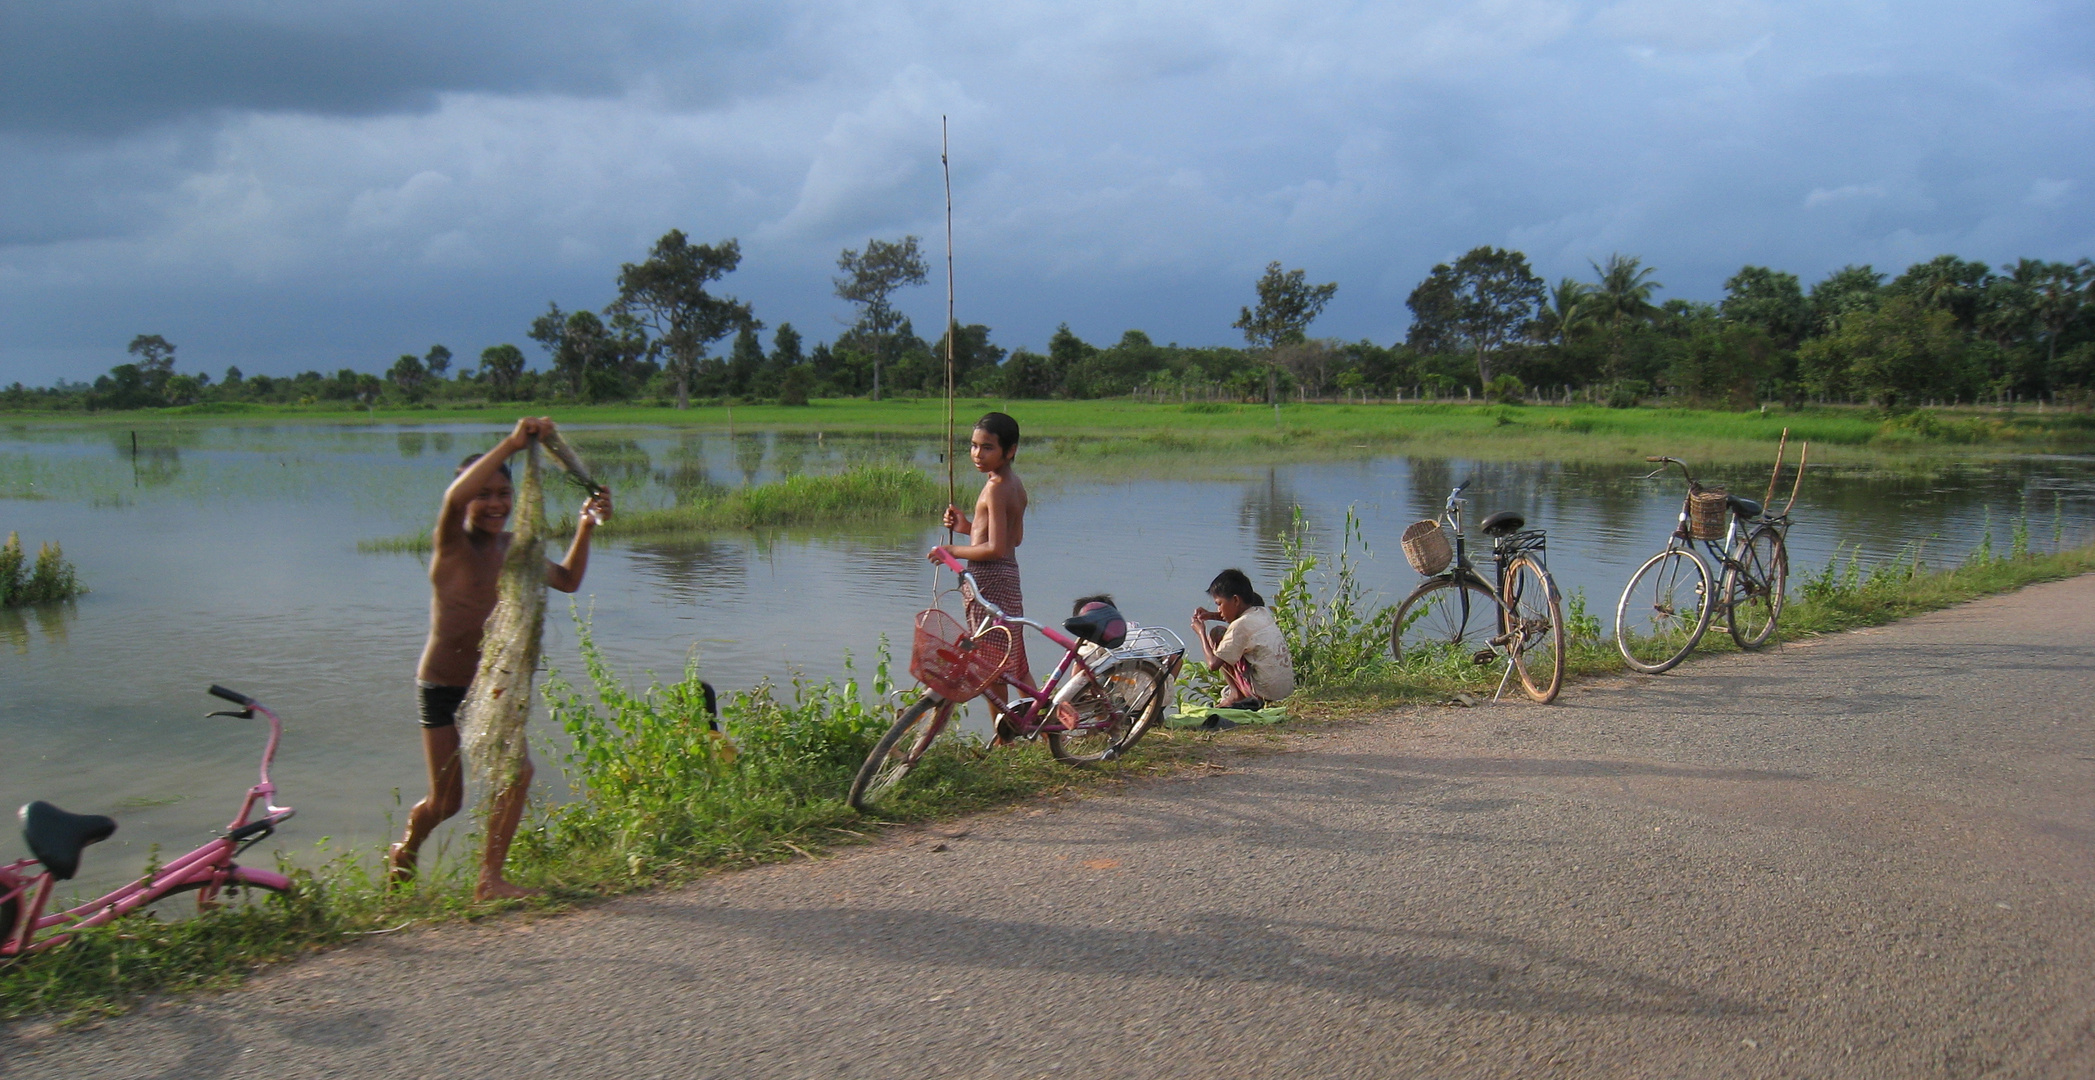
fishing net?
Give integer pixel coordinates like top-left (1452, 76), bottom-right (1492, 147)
top-left (458, 433), bottom-right (598, 791)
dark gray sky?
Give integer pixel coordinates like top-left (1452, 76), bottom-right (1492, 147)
top-left (3, 0), bottom-right (2091, 383)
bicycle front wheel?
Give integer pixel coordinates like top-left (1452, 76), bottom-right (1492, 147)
top-left (1502, 556), bottom-right (1565, 703)
top-left (1047, 658), bottom-right (1168, 764)
top-left (1616, 548), bottom-right (1712, 674)
top-left (1391, 576), bottom-right (1506, 668)
top-left (849, 694), bottom-right (953, 813)
top-left (158, 869), bottom-right (294, 916)
top-left (1725, 527), bottom-right (1788, 650)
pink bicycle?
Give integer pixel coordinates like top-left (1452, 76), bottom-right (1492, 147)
top-left (848, 550), bottom-right (1186, 812)
top-left (3, 685), bottom-right (296, 957)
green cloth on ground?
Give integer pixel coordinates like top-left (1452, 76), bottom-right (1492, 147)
top-left (1166, 703), bottom-right (1289, 729)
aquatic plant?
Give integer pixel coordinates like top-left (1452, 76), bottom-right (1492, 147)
top-left (0, 533), bottom-right (84, 606)
top-left (556, 462), bottom-right (947, 535)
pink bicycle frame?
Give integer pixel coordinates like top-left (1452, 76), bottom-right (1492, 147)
top-left (928, 548), bottom-right (1116, 736)
top-left (2, 686), bottom-right (296, 957)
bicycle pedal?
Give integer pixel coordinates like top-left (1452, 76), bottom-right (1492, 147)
top-left (1472, 649), bottom-right (1497, 666)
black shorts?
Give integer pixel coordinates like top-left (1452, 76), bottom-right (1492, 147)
top-left (417, 682), bottom-right (469, 729)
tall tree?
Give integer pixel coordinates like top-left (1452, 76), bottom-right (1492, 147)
top-left (388, 353), bottom-right (427, 398)
top-left (1720, 266), bottom-right (1809, 349)
top-left (479, 344), bottom-right (527, 397)
top-left (1534, 277), bottom-right (1592, 350)
top-left (1404, 247), bottom-right (1542, 387)
top-left (2019, 258), bottom-right (2092, 370)
top-left (126, 334), bottom-right (177, 396)
top-left (1235, 261), bottom-right (1339, 403)
top-left (833, 236), bottom-right (929, 401)
top-left (611, 230), bottom-right (753, 409)
top-left (1808, 264), bottom-right (1884, 332)
top-left (423, 344), bottom-right (452, 380)
top-left (1888, 255), bottom-right (1992, 330)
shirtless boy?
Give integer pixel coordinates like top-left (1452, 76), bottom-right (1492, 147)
top-left (930, 412), bottom-right (1032, 710)
top-left (389, 416), bottom-right (611, 899)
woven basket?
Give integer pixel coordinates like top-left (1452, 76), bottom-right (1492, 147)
top-left (1401, 519), bottom-right (1453, 575)
top-left (1687, 487), bottom-right (1730, 541)
top-left (909, 608), bottom-right (1015, 702)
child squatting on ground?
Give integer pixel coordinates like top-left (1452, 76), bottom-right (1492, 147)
top-left (389, 416), bottom-right (612, 900)
top-left (930, 412), bottom-right (1031, 732)
top-left (1191, 568), bottom-right (1296, 727)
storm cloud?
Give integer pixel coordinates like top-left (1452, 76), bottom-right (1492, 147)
top-left (2, 0), bottom-right (2090, 383)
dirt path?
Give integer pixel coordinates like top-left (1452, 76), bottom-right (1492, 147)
top-left (9, 577), bottom-right (2094, 1079)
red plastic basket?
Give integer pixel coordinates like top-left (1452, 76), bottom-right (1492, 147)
top-left (910, 608), bottom-right (1016, 702)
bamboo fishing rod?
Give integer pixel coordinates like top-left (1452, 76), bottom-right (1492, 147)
top-left (942, 115), bottom-right (956, 545)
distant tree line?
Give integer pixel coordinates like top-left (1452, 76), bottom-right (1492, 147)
top-left (5, 237), bottom-right (2090, 412)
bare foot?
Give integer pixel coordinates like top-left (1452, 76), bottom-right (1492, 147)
top-left (386, 843), bottom-right (418, 886)
top-left (475, 878), bottom-right (542, 902)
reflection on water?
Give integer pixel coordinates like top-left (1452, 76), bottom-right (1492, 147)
top-left (4, 419), bottom-right (2094, 896)
top-left (0, 601), bottom-right (74, 654)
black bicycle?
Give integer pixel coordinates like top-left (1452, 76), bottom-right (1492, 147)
top-left (1390, 481), bottom-right (1565, 703)
top-left (1615, 456), bottom-right (1793, 673)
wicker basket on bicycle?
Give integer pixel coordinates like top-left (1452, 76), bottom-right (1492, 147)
top-left (1401, 519), bottom-right (1453, 575)
top-left (1687, 485), bottom-right (1730, 541)
top-left (910, 608), bottom-right (1016, 702)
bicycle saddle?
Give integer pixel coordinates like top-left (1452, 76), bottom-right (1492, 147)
top-left (1063, 603), bottom-right (1128, 649)
top-left (1479, 511), bottom-right (1526, 537)
top-left (20, 801), bottom-right (117, 882)
top-left (1726, 495), bottom-right (1763, 519)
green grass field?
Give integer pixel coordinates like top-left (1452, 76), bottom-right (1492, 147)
top-left (14, 399), bottom-right (2094, 470)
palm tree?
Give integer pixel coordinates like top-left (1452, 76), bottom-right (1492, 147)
top-left (1536, 278), bottom-right (1592, 349)
top-left (1586, 254), bottom-right (1662, 382)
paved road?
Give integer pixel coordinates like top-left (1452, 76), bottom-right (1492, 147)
top-left (9, 577), bottom-right (2094, 1079)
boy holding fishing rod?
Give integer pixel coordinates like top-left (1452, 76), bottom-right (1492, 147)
top-left (390, 416), bottom-right (612, 899)
top-left (929, 412), bottom-right (1032, 729)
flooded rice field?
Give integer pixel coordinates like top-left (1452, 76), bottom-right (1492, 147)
top-left (6, 420), bottom-right (2094, 895)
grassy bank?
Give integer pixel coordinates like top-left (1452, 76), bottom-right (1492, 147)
top-left (358, 464), bottom-right (953, 552)
top-left (8, 536), bottom-right (2092, 1023)
top-left (17, 399), bottom-right (2095, 469)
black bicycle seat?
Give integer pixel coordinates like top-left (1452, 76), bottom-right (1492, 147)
top-left (1063, 604), bottom-right (1128, 649)
top-left (1727, 495), bottom-right (1764, 519)
top-left (1479, 511), bottom-right (1526, 537)
top-left (20, 801), bottom-right (117, 882)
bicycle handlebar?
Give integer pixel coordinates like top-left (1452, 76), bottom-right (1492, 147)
top-left (208, 684), bottom-right (254, 707)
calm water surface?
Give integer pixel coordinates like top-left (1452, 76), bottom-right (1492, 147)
top-left (5, 421), bottom-right (2093, 895)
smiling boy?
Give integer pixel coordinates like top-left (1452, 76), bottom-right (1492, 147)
top-left (389, 416), bottom-right (611, 899)
top-left (930, 412), bottom-right (1032, 703)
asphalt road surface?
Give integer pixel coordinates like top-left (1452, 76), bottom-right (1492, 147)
top-left (8, 577), bottom-right (2093, 1079)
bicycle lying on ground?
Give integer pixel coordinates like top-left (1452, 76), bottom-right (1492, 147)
top-left (1389, 480), bottom-right (1566, 703)
top-left (1615, 453), bottom-right (1800, 674)
top-left (3, 686), bottom-right (295, 957)
top-left (848, 549), bottom-right (1187, 812)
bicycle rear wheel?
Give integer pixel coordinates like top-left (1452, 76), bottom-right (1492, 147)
top-left (1616, 548), bottom-right (1712, 674)
top-left (1725, 527), bottom-right (1788, 650)
top-left (849, 694), bottom-right (954, 813)
top-left (1502, 556), bottom-right (1565, 703)
top-left (1047, 658), bottom-right (1168, 764)
top-left (1390, 576), bottom-right (1506, 668)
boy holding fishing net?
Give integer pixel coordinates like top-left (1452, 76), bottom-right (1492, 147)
top-left (391, 416), bottom-right (611, 899)
top-left (930, 412), bottom-right (1031, 733)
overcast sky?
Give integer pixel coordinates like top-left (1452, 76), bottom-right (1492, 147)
top-left (3, 0), bottom-right (2090, 384)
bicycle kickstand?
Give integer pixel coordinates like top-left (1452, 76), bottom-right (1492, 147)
top-left (1491, 653), bottom-right (1519, 703)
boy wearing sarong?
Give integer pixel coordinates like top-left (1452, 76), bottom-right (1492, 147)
top-left (1191, 568), bottom-right (1295, 725)
top-left (931, 413), bottom-right (1031, 729)
top-left (389, 416), bottom-right (612, 899)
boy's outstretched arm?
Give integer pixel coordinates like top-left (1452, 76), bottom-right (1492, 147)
top-left (547, 490), bottom-right (612, 592)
